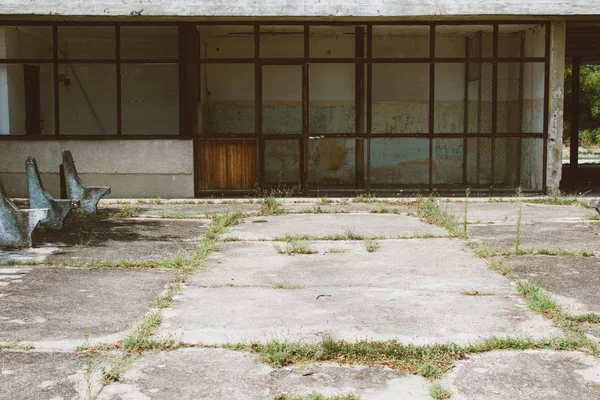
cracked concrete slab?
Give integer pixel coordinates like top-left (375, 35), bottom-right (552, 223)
top-left (226, 214), bottom-right (446, 240)
top-left (98, 348), bottom-right (432, 400)
top-left (0, 350), bottom-right (86, 400)
top-left (282, 202), bottom-right (413, 214)
top-left (158, 240), bottom-right (560, 345)
top-left (444, 350), bottom-right (600, 400)
top-left (443, 202), bottom-right (591, 224)
top-left (467, 221), bottom-right (600, 254)
top-left (0, 266), bottom-right (173, 346)
top-left (0, 218), bottom-right (209, 264)
top-left (508, 255), bottom-right (600, 315)
top-left (104, 203), bottom-right (260, 217)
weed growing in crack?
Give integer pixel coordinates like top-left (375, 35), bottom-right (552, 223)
top-left (272, 282), bottom-right (303, 290)
top-left (0, 339), bottom-right (34, 351)
top-left (364, 240), bottom-right (379, 253)
top-left (413, 196), bottom-right (464, 238)
top-left (274, 241), bottom-right (317, 255)
top-left (463, 187), bottom-right (470, 237)
top-left (517, 281), bottom-right (558, 314)
top-left (325, 248), bottom-right (345, 254)
top-left (155, 282), bottom-right (181, 309)
top-left (226, 335), bottom-right (583, 380)
top-left (81, 327), bottom-right (94, 400)
top-left (275, 393), bottom-right (360, 400)
top-left (515, 187), bottom-right (524, 254)
top-left (429, 382), bottom-right (452, 399)
top-left (261, 197), bottom-right (284, 215)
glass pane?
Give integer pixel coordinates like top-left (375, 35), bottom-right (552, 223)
top-left (433, 138), bottom-right (464, 185)
top-left (120, 26), bottom-right (178, 59)
top-left (308, 138), bottom-right (356, 188)
top-left (310, 64), bottom-right (355, 134)
top-left (370, 138), bottom-right (429, 187)
top-left (372, 63), bottom-right (429, 134)
top-left (59, 64), bottom-right (117, 135)
top-left (58, 26), bottom-right (115, 59)
top-left (521, 138), bottom-right (544, 190)
top-left (310, 26), bottom-right (354, 58)
top-left (435, 63), bottom-right (465, 133)
top-left (262, 65), bottom-right (302, 134)
top-left (436, 25), bottom-right (493, 58)
top-left (465, 138), bottom-right (492, 186)
top-left (466, 63), bottom-right (493, 134)
top-left (122, 64), bottom-right (178, 135)
top-left (199, 25), bottom-right (254, 58)
top-left (265, 140), bottom-right (300, 186)
top-left (497, 62), bottom-right (545, 134)
top-left (494, 137), bottom-right (520, 187)
top-left (0, 64), bottom-right (54, 135)
top-left (261, 26), bottom-right (303, 58)
top-left (372, 25), bottom-right (429, 58)
top-left (499, 24), bottom-right (546, 58)
top-left (201, 64), bottom-right (254, 134)
top-left (0, 26), bottom-right (53, 59)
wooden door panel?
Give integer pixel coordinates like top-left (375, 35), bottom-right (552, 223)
top-left (198, 139), bottom-right (257, 190)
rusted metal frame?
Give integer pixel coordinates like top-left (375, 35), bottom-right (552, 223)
top-left (366, 25), bottom-right (373, 194)
top-left (542, 21), bottom-right (551, 193)
top-left (0, 21), bottom-right (179, 27)
top-left (428, 24), bottom-right (435, 192)
top-left (198, 58), bottom-right (255, 63)
top-left (571, 57), bottom-right (581, 169)
top-left (301, 24), bottom-right (310, 194)
top-left (463, 37), bottom-right (469, 185)
top-left (355, 27), bottom-right (365, 190)
top-left (490, 24), bottom-right (499, 194)
top-left (116, 26), bottom-right (122, 135)
top-left (0, 135), bottom-right (190, 141)
top-left (516, 32), bottom-right (525, 187)
top-left (53, 24), bottom-right (60, 136)
top-left (254, 24), bottom-right (264, 189)
top-left (259, 58), bottom-right (304, 65)
top-left (178, 23), bottom-right (199, 138)
top-left (187, 132), bottom-right (544, 139)
top-left (477, 32), bottom-right (483, 184)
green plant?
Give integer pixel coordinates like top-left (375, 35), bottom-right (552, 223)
top-left (517, 281), bottom-right (558, 314)
top-left (515, 187), bottom-right (523, 254)
top-left (463, 187), bottom-right (470, 237)
top-left (262, 197), bottom-right (284, 215)
top-left (81, 327), bottom-right (94, 400)
top-left (429, 382), bottom-right (452, 399)
top-left (461, 290), bottom-right (494, 296)
top-left (274, 241), bottom-right (317, 255)
top-left (413, 196), bottom-right (463, 238)
top-left (272, 282), bottom-right (303, 290)
top-left (364, 240), bottom-right (379, 253)
top-left (275, 393), bottom-right (360, 400)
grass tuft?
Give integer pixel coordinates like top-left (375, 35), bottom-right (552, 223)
top-left (261, 197), bottom-right (285, 215)
top-left (275, 393), bottom-right (360, 400)
top-left (272, 282), bottom-right (303, 290)
top-left (364, 240), bottom-right (379, 253)
top-left (413, 196), bottom-right (464, 238)
top-left (429, 382), bottom-right (452, 399)
top-left (274, 241), bottom-right (317, 255)
top-left (461, 290), bottom-right (494, 296)
top-left (517, 281), bottom-right (558, 314)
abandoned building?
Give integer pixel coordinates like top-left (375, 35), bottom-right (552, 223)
top-left (0, 2), bottom-right (598, 197)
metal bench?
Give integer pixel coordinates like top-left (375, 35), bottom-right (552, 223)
top-left (0, 178), bottom-right (49, 248)
top-left (26, 156), bottom-right (80, 230)
top-left (62, 150), bottom-right (111, 214)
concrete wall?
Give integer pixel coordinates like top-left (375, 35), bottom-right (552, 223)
top-left (0, 0), bottom-right (596, 17)
top-left (0, 140), bottom-right (194, 198)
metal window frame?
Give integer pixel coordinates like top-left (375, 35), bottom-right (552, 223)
top-left (0, 19), bottom-right (551, 195)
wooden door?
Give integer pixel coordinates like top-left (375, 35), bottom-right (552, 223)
top-left (198, 139), bottom-right (257, 190)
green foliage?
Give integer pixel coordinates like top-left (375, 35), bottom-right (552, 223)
top-left (564, 64), bottom-right (600, 144)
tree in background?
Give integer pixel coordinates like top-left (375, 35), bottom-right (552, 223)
top-left (564, 63), bottom-right (600, 148)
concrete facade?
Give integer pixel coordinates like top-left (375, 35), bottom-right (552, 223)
top-left (0, 1), bottom-right (598, 17)
top-left (0, 140), bottom-right (194, 198)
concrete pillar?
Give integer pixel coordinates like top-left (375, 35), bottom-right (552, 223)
top-left (546, 21), bottom-right (566, 195)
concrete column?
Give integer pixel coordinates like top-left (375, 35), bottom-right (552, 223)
top-left (546, 20), bottom-right (566, 194)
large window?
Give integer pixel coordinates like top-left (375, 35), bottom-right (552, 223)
top-left (0, 23), bottom-right (179, 137)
